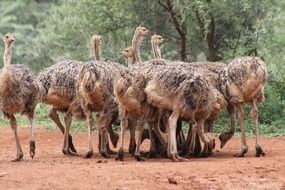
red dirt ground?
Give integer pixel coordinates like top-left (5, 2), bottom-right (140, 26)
top-left (0, 127), bottom-right (285, 190)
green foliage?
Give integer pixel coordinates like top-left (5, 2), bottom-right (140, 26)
top-left (32, 0), bottom-right (139, 71)
top-left (0, 0), bottom-right (57, 70)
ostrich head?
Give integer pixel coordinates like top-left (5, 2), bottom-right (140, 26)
top-left (151, 34), bottom-right (164, 46)
top-left (135, 26), bottom-right (149, 38)
top-left (3, 33), bottom-right (15, 46)
top-left (91, 35), bottom-right (102, 46)
top-left (120, 47), bottom-right (134, 58)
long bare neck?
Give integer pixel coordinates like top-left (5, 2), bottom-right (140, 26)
top-left (3, 43), bottom-right (12, 68)
top-left (131, 30), bottom-right (143, 63)
top-left (151, 41), bottom-right (161, 59)
top-left (92, 42), bottom-right (101, 61)
top-left (128, 54), bottom-right (137, 66)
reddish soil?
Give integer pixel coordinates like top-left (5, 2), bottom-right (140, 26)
top-left (0, 127), bottom-right (285, 190)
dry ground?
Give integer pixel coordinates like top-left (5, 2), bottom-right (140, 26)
top-left (0, 127), bottom-right (285, 190)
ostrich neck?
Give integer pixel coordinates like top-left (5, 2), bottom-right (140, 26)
top-left (127, 55), bottom-right (137, 66)
top-left (93, 43), bottom-right (101, 61)
top-left (152, 41), bottom-right (161, 59)
top-left (131, 31), bottom-right (143, 63)
top-left (3, 43), bottom-right (12, 67)
top-left (0, 43), bottom-right (13, 94)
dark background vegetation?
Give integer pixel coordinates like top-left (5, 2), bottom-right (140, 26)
top-left (0, 0), bottom-right (284, 135)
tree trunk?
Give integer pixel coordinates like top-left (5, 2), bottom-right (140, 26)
top-left (158, 0), bottom-right (187, 61)
top-left (206, 13), bottom-right (220, 61)
top-left (196, 9), bottom-right (221, 61)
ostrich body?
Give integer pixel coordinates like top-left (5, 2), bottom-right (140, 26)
top-left (37, 60), bottom-right (84, 154)
top-left (0, 33), bottom-right (38, 161)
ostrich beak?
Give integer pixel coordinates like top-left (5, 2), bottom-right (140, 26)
top-left (10, 37), bottom-right (15, 42)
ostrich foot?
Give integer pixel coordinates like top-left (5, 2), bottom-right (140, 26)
top-left (199, 151), bottom-right (210, 158)
top-left (62, 148), bottom-right (77, 156)
top-left (29, 140), bottom-right (36, 159)
top-left (100, 150), bottom-right (111, 158)
top-left (234, 146), bottom-right (248, 157)
top-left (106, 148), bottom-right (117, 155)
top-left (85, 150), bottom-right (94, 158)
top-left (106, 142), bottom-right (117, 155)
top-left (148, 150), bottom-right (158, 158)
top-left (134, 154), bottom-right (145, 161)
top-left (116, 148), bottom-right (124, 161)
top-left (256, 145), bottom-right (266, 157)
top-left (199, 143), bottom-right (213, 158)
top-left (171, 154), bottom-right (189, 162)
top-left (141, 151), bottom-right (158, 158)
top-left (11, 153), bottom-right (24, 162)
top-left (186, 152), bottom-right (199, 158)
top-left (219, 131), bottom-right (234, 148)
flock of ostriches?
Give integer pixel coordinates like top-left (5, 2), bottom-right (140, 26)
top-left (0, 26), bottom-right (267, 162)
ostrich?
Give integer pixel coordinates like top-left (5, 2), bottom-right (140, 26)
top-left (37, 35), bottom-right (119, 156)
top-left (115, 55), bottom-right (169, 161)
top-left (142, 61), bottom-right (216, 161)
top-left (76, 60), bottom-right (127, 158)
top-left (151, 34), bottom-right (164, 59)
top-left (114, 26), bottom-right (155, 161)
top-left (172, 61), bottom-right (228, 156)
top-left (0, 33), bottom-right (38, 161)
top-left (115, 27), bottom-right (149, 154)
top-left (37, 60), bottom-right (83, 155)
top-left (168, 57), bottom-right (267, 158)
top-left (218, 56), bottom-right (267, 157)
top-left (151, 34), bottom-right (188, 156)
top-left (120, 47), bottom-right (134, 65)
top-left (90, 34), bottom-right (120, 153)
